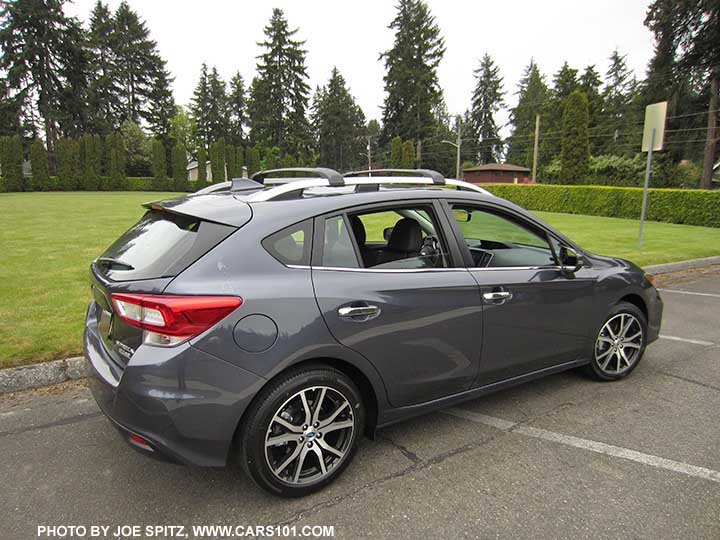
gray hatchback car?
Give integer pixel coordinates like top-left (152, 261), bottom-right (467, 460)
top-left (85, 167), bottom-right (662, 497)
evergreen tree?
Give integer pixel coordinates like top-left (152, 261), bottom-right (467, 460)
top-left (106, 132), bottom-right (126, 189)
top-left (172, 141), bottom-right (187, 191)
top-left (81, 133), bottom-right (101, 190)
top-left (228, 72), bottom-right (246, 146)
top-left (561, 90), bottom-right (590, 182)
top-left (206, 67), bottom-right (228, 143)
top-left (366, 119), bottom-right (381, 166)
top-left (506, 60), bottom-right (549, 168)
top-left (151, 138), bottom-right (167, 187)
top-left (245, 145), bottom-right (261, 176)
top-left (600, 49), bottom-right (637, 155)
top-left (0, 79), bottom-right (21, 136)
top-left (196, 145), bottom-right (207, 188)
top-left (248, 9), bottom-right (311, 157)
top-left (210, 137), bottom-right (226, 182)
top-left (579, 65), bottom-right (604, 155)
top-left (30, 139), bottom-right (49, 190)
top-left (225, 144), bottom-right (236, 179)
top-left (540, 62), bottom-right (579, 164)
top-left (190, 64), bottom-right (212, 150)
top-left (312, 68), bottom-right (366, 171)
top-left (2, 135), bottom-right (23, 191)
top-left (235, 145), bottom-right (245, 176)
top-left (86, 1), bottom-right (119, 133)
top-left (380, 0), bottom-right (445, 151)
top-left (112, 1), bottom-right (165, 124)
top-left (470, 53), bottom-right (505, 163)
top-left (56, 137), bottom-right (80, 191)
top-left (146, 65), bottom-right (175, 144)
top-left (401, 139), bottom-right (415, 168)
top-left (390, 136), bottom-right (403, 167)
top-left (646, 0), bottom-right (719, 188)
top-left (0, 0), bottom-right (87, 160)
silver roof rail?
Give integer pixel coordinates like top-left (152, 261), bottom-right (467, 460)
top-left (252, 167), bottom-right (345, 186)
top-left (245, 175), bottom-right (494, 202)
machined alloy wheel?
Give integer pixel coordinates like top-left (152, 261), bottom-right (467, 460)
top-left (264, 386), bottom-right (354, 485)
top-left (240, 366), bottom-right (364, 497)
top-left (594, 311), bottom-right (645, 377)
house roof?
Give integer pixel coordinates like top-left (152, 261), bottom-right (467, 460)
top-left (463, 163), bottom-right (530, 173)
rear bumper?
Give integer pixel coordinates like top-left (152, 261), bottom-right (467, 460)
top-left (84, 303), bottom-right (265, 467)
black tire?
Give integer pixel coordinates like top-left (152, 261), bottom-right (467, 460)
top-left (239, 364), bottom-right (364, 497)
top-left (584, 302), bottom-right (648, 381)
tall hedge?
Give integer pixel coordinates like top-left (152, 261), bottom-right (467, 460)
top-left (486, 184), bottom-right (720, 228)
top-left (107, 132), bottom-right (127, 190)
top-left (225, 144), bottom-right (237, 179)
top-left (56, 138), bottom-right (78, 191)
top-left (196, 145), bottom-right (207, 189)
top-left (29, 139), bottom-right (49, 191)
top-left (390, 136), bottom-right (403, 168)
top-left (151, 138), bottom-right (167, 189)
top-left (172, 142), bottom-right (188, 191)
top-left (80, 134), bottom-right (101, 190)
top-left (235, 146), bottom-right (245, 177)
top-left (245, 145), bottom-right (260, 176)
top-left (2, 134), bottom-right (24, 192)
top-left (210, 137), bottom-right (226, 182)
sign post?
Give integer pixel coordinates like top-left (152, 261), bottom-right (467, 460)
top-left (638, 101), bottom-right (667, 250)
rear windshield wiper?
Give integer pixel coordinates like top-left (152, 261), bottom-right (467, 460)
top-left (96, 257), bottom-right (135, 270)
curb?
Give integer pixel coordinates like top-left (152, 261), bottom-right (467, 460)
top-left (1, 256), bottom-right (719, 395)
top-left (643, 255), bottom-right (720, 275)
top-left (0, 357), bottom-right (86, 395)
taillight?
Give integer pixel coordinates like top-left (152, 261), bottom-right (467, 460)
top-left (110, 293), bottom-right (242, 346)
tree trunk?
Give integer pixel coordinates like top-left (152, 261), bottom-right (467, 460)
top-left (700, 69), bottom-right (718, 190)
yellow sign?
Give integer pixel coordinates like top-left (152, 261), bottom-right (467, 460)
top-left (641, 101), bottom-right (667, 152)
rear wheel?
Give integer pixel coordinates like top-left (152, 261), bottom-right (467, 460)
top-left (585, 302), bottom-right (647, 381)
top-left (239, 365), bottom-right (364, 497)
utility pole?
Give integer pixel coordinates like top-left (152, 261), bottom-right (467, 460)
top-left (531, 113), bottom-right (540, 181)
top-left (442, 115), bottom-right (462, 179)
top-left (367, 136), bottom-right (372, 176)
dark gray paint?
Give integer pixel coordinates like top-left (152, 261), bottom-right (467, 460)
top-left (84, 186), bottom-right (663, 466)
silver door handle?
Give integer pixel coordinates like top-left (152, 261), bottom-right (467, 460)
top-left (483, 291), bottom-right (512, 301)
top-left (338, 305), bottom-right (380, 317)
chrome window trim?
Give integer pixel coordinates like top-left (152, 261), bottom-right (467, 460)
top-left (467, 265), bottom-right (563, 271)
top-left (287, 264), bottom-right (467, 273)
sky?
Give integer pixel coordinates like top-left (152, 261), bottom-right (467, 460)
top-left (65, 0), bottom-right (657, 132)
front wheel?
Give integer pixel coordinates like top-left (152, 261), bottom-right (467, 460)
top-left (239, 365), bottom-right (364, 497)
top-left (584, 302), bottom-right (647, 381)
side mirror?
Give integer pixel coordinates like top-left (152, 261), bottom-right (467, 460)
top-left (559, 246), bottom-right (584, 274)
top-left (383, 227), bottom-right (394, 242)
top-left (452, 209), bottom-right (472, 223)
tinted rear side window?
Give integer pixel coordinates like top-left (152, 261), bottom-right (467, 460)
top-left (97, 210), bottom-right (235, 281)
top-left (262, 220), bottom-right (312, 266)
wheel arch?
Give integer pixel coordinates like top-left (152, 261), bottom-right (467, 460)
top-left (228, 355), bottom-right (381, 463)
top-left (617, 293), bottom-right (648, 320)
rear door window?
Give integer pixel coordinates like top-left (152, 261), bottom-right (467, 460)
top-left (97, 210), bottom-right (235, 281)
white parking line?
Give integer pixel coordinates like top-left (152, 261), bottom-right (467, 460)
top-left (658, 288), bottom-right (720, 299)
top-left (444, 408), bottom-right (720, 484)
top-left (659, 334), bottom-right (715, 347)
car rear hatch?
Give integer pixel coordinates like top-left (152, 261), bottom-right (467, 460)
top-left (89, 194), bottom-right (251, 368)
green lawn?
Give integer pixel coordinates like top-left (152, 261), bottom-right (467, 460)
top-left (1, 192), bottom-right (718, 368)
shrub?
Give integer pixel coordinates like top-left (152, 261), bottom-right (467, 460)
top-left (29, 139), bottom-right (49, 191)
top-left (172, 142), bottom-right (188, 192)
top-left (151, 138), bottom-right (168, 189)
top-left (2, 135), bottom-right (24, 192)
top-left (210, 138), bottom-right (226, 182)
top-left (486, 184), bottom-right (720, 228)
top-left (196, 145), bottom-right (207, 189)
top-left (56, 138), bottom-right (79, 191)
top-left (245, 145), bottom-right (260, 176)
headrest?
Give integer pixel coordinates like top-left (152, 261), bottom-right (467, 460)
top-left (388, 218), bottom-right (422, 252)
top-left (349, 215), bottom-right (366, 245)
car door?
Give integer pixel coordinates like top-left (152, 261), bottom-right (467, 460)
top-left (443, 201), bottom-right (597, 385)
top-left (311, 200), bottom-right (483, 408)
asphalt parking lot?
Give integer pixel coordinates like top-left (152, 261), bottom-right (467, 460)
top-left (1, 267), bottom-right (719, 540)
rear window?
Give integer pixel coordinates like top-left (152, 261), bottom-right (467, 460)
top-left (97, 210), bottom-right (235, 281)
